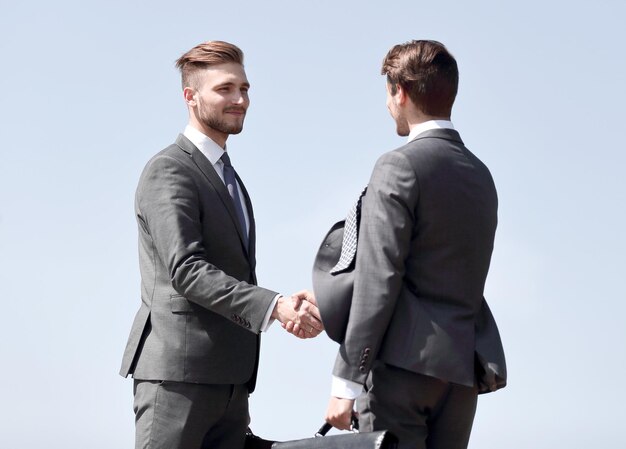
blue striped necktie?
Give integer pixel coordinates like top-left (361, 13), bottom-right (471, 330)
top-left (221, 152), bottom-right (248, 248)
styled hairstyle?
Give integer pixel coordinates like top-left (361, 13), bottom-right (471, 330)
top-left (381, 40), bottom-right (458, 117)
top-left (175, 41), bottom-right (244, 90)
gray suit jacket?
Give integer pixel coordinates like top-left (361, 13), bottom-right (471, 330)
top-left (119, 134), bottom-right (277, 391)
top-left (332, 128), bottom-right (505, 390)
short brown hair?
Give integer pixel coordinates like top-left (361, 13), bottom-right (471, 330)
top-left (175, 41), bottom-right (244, 90)
top-left (381, 40), bottom-right (458, 117)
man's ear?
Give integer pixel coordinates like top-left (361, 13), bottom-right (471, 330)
top-left (395, 84), bottom-right (407, 106)
top-left (183, 87), bottom-right (197, 107)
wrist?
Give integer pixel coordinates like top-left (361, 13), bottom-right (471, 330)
top-left (271, 295), bottom-right (284, 320)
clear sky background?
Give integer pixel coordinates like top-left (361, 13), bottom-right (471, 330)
top-left (1, 0), bottom-right (625, 447)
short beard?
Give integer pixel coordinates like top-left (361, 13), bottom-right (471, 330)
top-left (202, 114), bottom-right (244, 135)
top-left (389, 106), bottom-right (409, 136)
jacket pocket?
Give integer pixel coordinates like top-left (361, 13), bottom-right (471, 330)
top-left (170, 294), bottom-right (194, 313)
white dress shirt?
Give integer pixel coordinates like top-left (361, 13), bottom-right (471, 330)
top-left (407, 119), bottom-right (455, 142)
top-left (184, 125), bottom-right (251, 233)
top-left (183, 125), bottom-right (278, 332)
top-left (331, 119), bottom-right (456, 399)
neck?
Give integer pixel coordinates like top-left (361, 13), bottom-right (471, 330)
top-left (406, 111), bottom-right (451, 133)
top-left (188, 117), bottom-right (228, 148)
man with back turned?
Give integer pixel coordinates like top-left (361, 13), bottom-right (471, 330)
top-left (321, 40), bottom-right (506, 449)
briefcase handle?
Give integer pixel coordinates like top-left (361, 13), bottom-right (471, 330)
top-left (315, 414), bottom-right (359, 437)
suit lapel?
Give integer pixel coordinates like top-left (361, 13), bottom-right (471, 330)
top-left (175, 134), bottom-right (251, 256)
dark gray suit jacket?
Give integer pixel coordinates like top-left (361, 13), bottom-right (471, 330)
top-left (333, 128), bottom-right (505, 390)
top-left (120, 134), bottom-right (277, 391)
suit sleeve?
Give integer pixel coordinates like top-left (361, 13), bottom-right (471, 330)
top-left (333, 150), bottom-right (418, 384)
top-left (136, 154), bottom-right (278, 333)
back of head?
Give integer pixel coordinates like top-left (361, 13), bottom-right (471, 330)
top-left (381, 40), bottom-right (458, 117)
top-left (175, 40), bottom-right (244, 90)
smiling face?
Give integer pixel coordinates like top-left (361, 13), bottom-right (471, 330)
top-left (184, 62), bottom-right (250, 147)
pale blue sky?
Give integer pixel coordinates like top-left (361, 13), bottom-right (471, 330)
top-left (1, 1), bottom-right (625, 448)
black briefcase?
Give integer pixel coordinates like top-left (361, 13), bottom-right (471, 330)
top-left (244, 429), bottom-right (274, 449)
top-left (245, 420), bottom-right (398, 449)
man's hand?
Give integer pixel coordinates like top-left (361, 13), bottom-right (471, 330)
top-left (272, 290), bottom-right (323, 339)
top-left (325, 397), bottom-right (355, 430)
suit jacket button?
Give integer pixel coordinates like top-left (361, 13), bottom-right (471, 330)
top-left (364, 348), bottom-right (371, 355)
top-left (359, 366), bottom-right (367, 373)
top-left (231, 314), bottom-right (238, 321)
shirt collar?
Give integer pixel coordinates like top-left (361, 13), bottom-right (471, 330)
top-left (184, 124), bottom-right (226, 165)
top-left (407, 120), bottom-right (455, 142)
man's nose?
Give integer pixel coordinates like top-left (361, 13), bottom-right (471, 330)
top-left (232, 92), bottom-right (247, 105)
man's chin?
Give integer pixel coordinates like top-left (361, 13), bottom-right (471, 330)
top-left (397, 128), bottom-right (410, 137)
top-left (219, 122), bottom-right (244, 136)
top-left (227, 123), bottom-right (245, 135)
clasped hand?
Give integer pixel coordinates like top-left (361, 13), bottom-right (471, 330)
top-left (272, 290), bottom-right (323, 339)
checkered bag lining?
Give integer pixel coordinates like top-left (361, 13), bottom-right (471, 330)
top-left (330, 186), bottom-right (367, 274)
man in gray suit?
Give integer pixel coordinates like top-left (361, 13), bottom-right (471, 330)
top-left (119, 41), bottom-right (323, 449)
top-left (322, 40), bottom-right (506, 449)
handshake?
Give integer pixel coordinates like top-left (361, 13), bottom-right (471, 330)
top-left (271, 290), bottom-right (323, 339)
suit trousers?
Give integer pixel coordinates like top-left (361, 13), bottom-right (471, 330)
top-left (357, 362), bottom-right (478, 449)
top-left (133, 380), bottom-right (249, 449)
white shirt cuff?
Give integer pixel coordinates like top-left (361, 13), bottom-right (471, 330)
top-left (331, 375), bottom-right (363, 399)
top-left (261, 294), bottom-right (281, 332)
